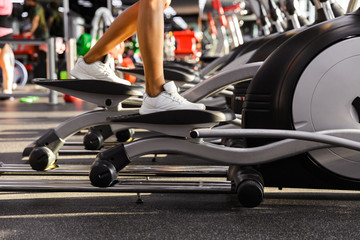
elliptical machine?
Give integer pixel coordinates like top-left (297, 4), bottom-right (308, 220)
top-left (14, 2), bottom-right (360, 209)
top-left (87, 7), bottom-right (360, 207)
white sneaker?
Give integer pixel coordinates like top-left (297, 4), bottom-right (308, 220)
top-left (139, 81), bottom-right (205, 114)
top-left (70, 55), bottom-right (131, 85)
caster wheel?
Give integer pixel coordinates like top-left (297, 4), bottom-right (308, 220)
top-left (89, 160), bottom-right (118, 187)
top-left (115, 129), bottom-right (135, 142)
top-left (237, 180), bottom-right (264, 208)
top-left (29, 147), bottom-right (57, 171)
top-left (83, 130), bottom-right (104, 150)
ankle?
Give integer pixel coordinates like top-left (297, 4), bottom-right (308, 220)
top-left (146, 79), bottom-right (166, 97)
top-left (146, 84), bottom-right (166, 97)
top-left (146, 90), bottom-right (162, 98)
top-left (83, 55), bottom-right (106, 64)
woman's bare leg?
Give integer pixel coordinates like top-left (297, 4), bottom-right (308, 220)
top-left (137, 0), bottom-right (169, 97)
top-left (83, 2), bottom-right (140, 63)
top-left (84, 0), bottom-right (170, 97)
top-left (0, 44), bottom-right (14, 93)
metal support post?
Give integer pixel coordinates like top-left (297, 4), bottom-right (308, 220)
top-left (46, 37), bottom-right (58, 104)
top-left (66, 38), bottom-right (77, 79)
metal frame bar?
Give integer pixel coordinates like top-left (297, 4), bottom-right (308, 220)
top-left (0, 178), bottom-right (232, 193)
top-left (0, 164), bottom-right (228, 177)
top-left (183, 62), bottom-right (261, 102)
top-left (123, 128), bottom-right (360, 166)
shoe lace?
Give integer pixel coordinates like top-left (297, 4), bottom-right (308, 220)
top-left (98, 64), bottom-right (115, 76)
top-left (168, 91), bottom-right (187, 103)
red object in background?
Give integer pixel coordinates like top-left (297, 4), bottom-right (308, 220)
top-left (121, 56), bottom-right (136, 83)
top-left (211, 0), bottom-right (228, 27)
top-left (24, 64), bottom-right (33, 72)
top-left (12, 34), bottom-right (38, 75)
top-left (63, 94), bottom-right (84, 109)
top-left (12, 34), bottom-right (37, 57)
top-left (173, 30), bottom-right (200, 59)
top-left (63, 94), bottom-right (82, 103)
top-left (207, 12), bottom-right (217, 35)
top-left (223, 3), bottom-right (242, 13)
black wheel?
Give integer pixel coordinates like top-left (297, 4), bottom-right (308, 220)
top-left (229, 167), bottom-right (264, 207)
top-left (29, 147), bottom-right (56, 171)
top-left (236, 180), bottom-right (264, 208)
top-left (89, 160), bottom-right (118, 187)
top-left (89, 144), bottom-right (131, 187)
top-left (83, 130), bottom-right (104, 150)
top-left (115, 128), bottom-right (134, 142)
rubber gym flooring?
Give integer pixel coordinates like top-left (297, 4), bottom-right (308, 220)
top-left (1, 89), bottom-right (360, 240)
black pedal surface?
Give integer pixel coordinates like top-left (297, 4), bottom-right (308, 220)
top-left (33, 78), bottom-right (144, 96)
top-left (109, 108), bottom-right (235, 125)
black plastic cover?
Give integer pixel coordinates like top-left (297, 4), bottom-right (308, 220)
top-left (109, 108), bottom-right (235, 125)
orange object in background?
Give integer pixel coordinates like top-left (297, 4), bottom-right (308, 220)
top-left (121, 56), bottom-right (136, 83)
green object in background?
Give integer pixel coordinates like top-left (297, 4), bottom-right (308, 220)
top-left (20, 96), bottom-right (39, 103)
top-left (77, 33), bottom-right (92, 56)
top-left (60, 70), bottom-right (67, 80)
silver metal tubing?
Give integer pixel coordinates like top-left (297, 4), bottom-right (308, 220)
top-left (0, 179), bottom-right (232, 193)
top-left (183, 62), bottom-right (262, 103)
top-left (63, 0), bottom-right (70, 40)
top-left (199, 53), bottom-right (233, 78)
top-left (274, 20), bottom-right (284, 32)
top-left (229, 118), bottom-right (242, 127)
top-left (312, 0), bottom-right (322, 10)
top-left (347, 0), bottom-right (359, 13)
top-left (46, 37), bottom-right (58, 104)
top-left (191, 129), bottom-right (360, 151)
top-left (232, 14), bottom-right (244, 45)
top-left (66, 38), bottom-right (77, 79)
top-left (123, 133), bottom-right (360, 166)
top-left (0, 164), bottom-right (228, 177)
top-left (290, 14), bottom-right (301, 29)
top-left (0, 39), bottom-right (47, 45)
top-left (55, 109), bottom-right (138, 139)
top-left (0, 92), bottom-right (49, 98)
top-left (322, 1), bottom-right (335, 20)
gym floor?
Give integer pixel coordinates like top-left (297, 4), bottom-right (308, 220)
top-left (1, 90), bottom-right (360, 239)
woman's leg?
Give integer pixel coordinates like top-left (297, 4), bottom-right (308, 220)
top-left (83, 0), bottom-right (171, 96)
top-left (74, 0), bottom-right (204, 113)
top-left (137, 0), bottom-right (205, 114)
top-left (83, 2), bottom-right (140, 63)
top-left (137, 0), bottom-right (168, 97)
top-left (0, 44), bottom-right (14, 93)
